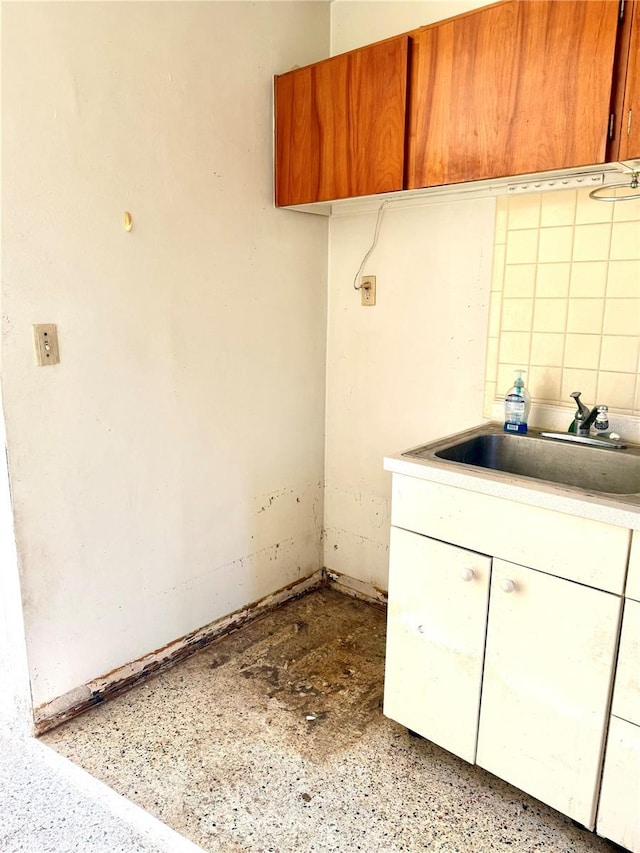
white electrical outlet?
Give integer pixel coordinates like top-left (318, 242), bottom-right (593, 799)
top-left (32, 324), bottom-right (60, 366)
top-left (361, 275), bottom-right (376, 306)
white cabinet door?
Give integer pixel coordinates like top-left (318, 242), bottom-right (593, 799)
top-left (627, 531), bottom-right (640, 602)
top-left (383, 527), bottom-right (491, 763)
top-left (612, 598), bottom-right (640, 726)
top-left (598, 599), bottom-right (640, 852)
top-left (476, 560), bottom-right (622, 830)
top-left (597, 716), bottom-right (640, 853)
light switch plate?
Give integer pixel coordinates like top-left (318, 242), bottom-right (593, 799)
top-left (33, 324), bottom-right (60, 366)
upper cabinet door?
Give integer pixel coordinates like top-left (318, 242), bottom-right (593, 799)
top-left (613, 0), bottom-right (640, 160)
top-left (274, 37), bottom-right (409, 206)
top-left (406, 1), bottom-right (621, 189)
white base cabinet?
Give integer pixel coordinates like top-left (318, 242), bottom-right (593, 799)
top-left (476, 560), bottom-right (621, 829)
top-left (384, 473), bottom-right (632, 840)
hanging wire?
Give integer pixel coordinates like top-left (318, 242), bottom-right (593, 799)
top-left (353, 200), bottom-right (390, 289)
top-left (588, 171), bottom-right (640, 202)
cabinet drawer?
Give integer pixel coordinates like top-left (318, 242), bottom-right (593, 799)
top-left (391, 474), bottom-right (630, 593)
top-left (612, 598), bottom-right (640, 726)
top-left (597, 716), bottom-right (640, 853)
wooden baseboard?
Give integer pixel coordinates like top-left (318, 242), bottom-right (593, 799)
top-left (325, 568), bottom-right (387, 608)
top-left (33, 569), bottom-right (325, 735)
top-left (33, 567), bottom-right (387, 735)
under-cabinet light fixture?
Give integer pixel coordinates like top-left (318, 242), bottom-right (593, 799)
top-left (506, 173), bottom-right (604, 194)
top-left (286, 161), bottom-right (640, 217)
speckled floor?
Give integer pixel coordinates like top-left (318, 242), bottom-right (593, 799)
top-left (42, 588), bottom-right (618, 853)
top-left (0, 730), bottom-right (205, 853)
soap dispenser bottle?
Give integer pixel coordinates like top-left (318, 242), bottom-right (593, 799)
top-left (504, 370), bottom-right (531, 434)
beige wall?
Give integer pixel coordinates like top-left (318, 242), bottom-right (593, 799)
top-left (324, 200), bottom-right (495, 587)
top-left (486, 189), bottom-right (640, 417)
top-left (0, 388), bottom-right (31, 733)
top-left (1, 1), bottom-right (330, 709)
top-left (330, 0), bottom-right (492, 54)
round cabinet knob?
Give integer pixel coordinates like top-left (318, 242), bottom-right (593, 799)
top-left (460, 568), bottom-right (474, 582)
top-left (501, 578), bottom-right (516, 593)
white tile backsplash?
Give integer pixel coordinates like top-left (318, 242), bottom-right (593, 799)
top-left (487, 189), bottom-right (640, 421)
top-left (538, 226), bottom-right (573, 263)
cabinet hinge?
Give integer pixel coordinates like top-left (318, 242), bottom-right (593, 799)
top-left (609, 113), bottom-right (616, 141)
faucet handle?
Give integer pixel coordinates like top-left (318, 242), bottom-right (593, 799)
top-left (570, 391), bottom-right (590, 421)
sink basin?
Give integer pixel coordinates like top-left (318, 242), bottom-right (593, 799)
top-left (404, 429), bottom-right (640, 496)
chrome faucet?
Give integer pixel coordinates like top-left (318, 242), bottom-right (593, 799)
top-left (569, 391), bottom-right (609, 436)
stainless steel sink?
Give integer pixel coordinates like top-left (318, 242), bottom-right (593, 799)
top-left (404, 427), bottom-right (640, 496)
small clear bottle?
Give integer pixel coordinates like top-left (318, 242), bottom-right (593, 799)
top-left (504, 370), bottom-right (531, 434)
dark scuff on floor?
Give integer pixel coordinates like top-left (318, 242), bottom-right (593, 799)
top-left (230, 590), bottom-right (387, 757)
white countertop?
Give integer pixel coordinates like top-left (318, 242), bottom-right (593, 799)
top-left (384, 423), bottom-right (640, 531)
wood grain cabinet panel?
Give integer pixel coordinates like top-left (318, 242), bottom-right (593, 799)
top-left (274, 36), bottom-right (408, 206)
top-left (406, 0), bottom-right (621, 189)
top-left (625, 2), bottom-right (640, 159)
top-left (614, 0), bottom-right (640, 160)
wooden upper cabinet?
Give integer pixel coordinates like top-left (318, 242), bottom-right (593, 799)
top-left (274, 37), bottom-right (409, 206)
top-left (610, 0), bottom-right (640, 160)
top-left (406, 1), bottom-right (621, 189)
